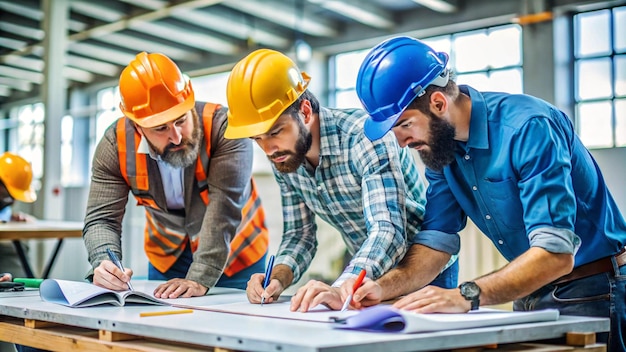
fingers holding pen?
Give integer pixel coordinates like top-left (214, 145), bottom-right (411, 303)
top-left (94, 260), bottom-right (133, 291)
top-left (261, 278), bottom-right (283, 304)
top-left (246, 273), bottom-right (265, 303)
top-left (246, 273), bottom-right (284, 304)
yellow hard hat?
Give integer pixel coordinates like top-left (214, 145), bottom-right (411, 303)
top-left (119, 52), bottom-right (195, 128)
top-left (0, 152), bottom-right (36, 203)
top-left (225, 49), bottom-right (311, 139)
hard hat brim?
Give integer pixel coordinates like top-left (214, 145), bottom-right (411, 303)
top-left (125, 91), bottom-right (195, 129)
top-left (6, 185), bottom-right (36, 203)
top-left (364, 112), bottom-right (400, 141)
top-left (224, 113), bottom-right (280, 139)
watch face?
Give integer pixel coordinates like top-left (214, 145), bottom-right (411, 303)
top-left (460, 282), bottom-right (480, 298)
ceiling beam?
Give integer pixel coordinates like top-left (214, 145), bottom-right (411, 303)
top-left (221, 0), bottom-right (338, 37)
top-left (309, 0), bottom-right (394, 29)
top-left (0, 65), bottom-right (43, 84)
top-left (129, 21), bottom-right (240, 55)
top-left (411, 0), bottom-right (457, 13)
top-left (91, 32), bottom-right (203, 61)
top-left (0, 0), bottom-right (227, 64)
top-left (171, 9), bottom-right (290, 48)
top-left (68, 42), bottom-right (137, 66)
top-left (0, 22), bottom-right (45, 41)
top-left (0, 76), bottom-right (32, 92)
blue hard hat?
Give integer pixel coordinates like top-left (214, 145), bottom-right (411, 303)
top-left (356, 36), bottom-right (449, 141)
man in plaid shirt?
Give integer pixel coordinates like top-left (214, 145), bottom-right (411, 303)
top-left (225, 49), bottom-right (459, 311)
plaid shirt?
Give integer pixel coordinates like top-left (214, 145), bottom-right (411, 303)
top-left (274, 107), bottom-right (427, 285)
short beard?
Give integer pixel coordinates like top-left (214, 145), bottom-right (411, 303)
top-left (269, 116), bottom-right (312, 173)
top-left (147, 110), bottom-right (202, 168)
top-left (418, 111), bottom-right (457, 172)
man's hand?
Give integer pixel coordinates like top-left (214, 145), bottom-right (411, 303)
top-left (352, 278), bottom-right (384, 308)
top-left (247, 273), bottom-right (284, 304)
top-left (93, 260), bottom-right (134, 291)
top-left (153, 279), bottom-right (208, 298)
top-left (393, 285), bottom-right (470, 313)
top-left (0, 273), bottom-right (12, 282)
top-left (10, 212), bottom-right (36, 222)
top-left (290, 280), bottom-right (343, 312)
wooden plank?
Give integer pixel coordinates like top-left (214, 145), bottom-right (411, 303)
top-left (566, 332), bottom-right (597, 346)
top-left (100, 329), bottom-right (142, 342)
top-left (25, 318), bottom-right (59, 328)
top-left (0, 320), bottom-right (216, 351)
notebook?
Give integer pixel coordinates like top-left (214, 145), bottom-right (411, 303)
top-left (40, 279), bottom-right (168, 308)
top-left (332, 305), bottom-right (560, 333)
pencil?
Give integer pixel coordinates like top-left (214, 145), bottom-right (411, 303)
top-left (139, 309), bottom-right (194, 317)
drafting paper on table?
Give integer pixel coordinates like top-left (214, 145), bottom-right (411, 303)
top-left (332, 306), bottom-right (560, 333)
top-left (133, 281), bottom-right (246, 307)
top-left (195, 297), bottom-right (359, 322)
top-left (40, 279), bottom-right (168, 308)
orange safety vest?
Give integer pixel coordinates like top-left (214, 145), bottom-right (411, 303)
top-left (115, 102), bottom-right (268, 276)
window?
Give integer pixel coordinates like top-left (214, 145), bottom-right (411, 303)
top-left (192, 72), bottom-right (230, 106)
top-left (330, 24), bottom-right (523, 110)
top-left (95, 87), bottom-right (121, 143)
top-left (446, 25), bottom-right (523, 94)
top-left (574, 6), bottom-right (626, 148)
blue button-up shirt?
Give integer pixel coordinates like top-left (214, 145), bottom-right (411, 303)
top-left (275, 107), bottom-right (444, 285)
top-left (418, 85), bottom-right (626, 267)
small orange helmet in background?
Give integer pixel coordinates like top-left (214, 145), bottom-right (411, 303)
top-left (0, 152), bottom-right (37, 203)
top-left (119, 52), bottom-right (195, 128)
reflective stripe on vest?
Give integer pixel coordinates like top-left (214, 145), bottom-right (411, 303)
top-left (116, 102), bottom-right (269, 276)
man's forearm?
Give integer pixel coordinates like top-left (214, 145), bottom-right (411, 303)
top-left (272, 264), bottom-right (294, 290)
top-left (377, 244), bottom-right (451, 301)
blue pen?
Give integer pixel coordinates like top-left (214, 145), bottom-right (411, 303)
top-left (261, 255), bottom-right (275, 305)
top-left (106, 248), bottom-right (134, 291)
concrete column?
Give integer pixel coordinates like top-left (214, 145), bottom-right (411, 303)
top-left (38, 0), bottom-right (69, 220)
top-left (520, 0), bottom-right (556, 103)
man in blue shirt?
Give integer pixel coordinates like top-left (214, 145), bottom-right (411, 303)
top-left (224, 49), bottom-right (458, 312)
top-left (353, 36), bottom-right (626, 350)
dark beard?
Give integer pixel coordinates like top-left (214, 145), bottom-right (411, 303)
top-left (269, 118), bottom-right (312, 173)
top-left (418, 111), bottom-right (457, 172)
top-left (147, 110), bottom-right (202, 168)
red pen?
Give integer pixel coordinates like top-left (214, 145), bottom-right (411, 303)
top-left (340, 269), bottom-right (367, 312)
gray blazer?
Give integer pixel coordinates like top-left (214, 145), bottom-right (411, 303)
top-left (83, 103), bottom-right (254, 289)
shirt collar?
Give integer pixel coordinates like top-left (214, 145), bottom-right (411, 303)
top-left (318, 107), bottom-right (341, 156)
top-left (137, 135), bottom-right (162, 161)
top-left (462, 85), bottom-right (489, 150)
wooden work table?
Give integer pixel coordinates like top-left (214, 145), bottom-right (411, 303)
top-left (0, 220), bottom-right (83, 278)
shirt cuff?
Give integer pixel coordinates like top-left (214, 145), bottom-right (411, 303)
top-left (528, 227), bottom-right (581, 255)
top-left (186, 262), bottom-right (223, 291)
top-left (411, 229), bottom-right (461, 255)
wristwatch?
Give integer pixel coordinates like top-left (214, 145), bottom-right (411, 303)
top-left (458, 281), bottom-right (481, 311)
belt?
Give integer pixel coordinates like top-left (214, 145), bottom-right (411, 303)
top-left (553, 246), bottom-right (626, 285)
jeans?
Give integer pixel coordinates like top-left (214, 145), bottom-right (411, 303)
top-left (148, 242), bottom-right (266, 290)
top-left (429, 257), bottom-right (459, 289)
top-left (513, 256), bottom-right (625, 351)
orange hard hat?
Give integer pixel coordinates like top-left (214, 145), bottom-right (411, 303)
top-left (224, 49), bottom-right (310, 139)
top-left (0, 152), bottom-right (36, 203)
top-left (119, 52), bottom-right (195, 128)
